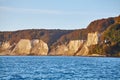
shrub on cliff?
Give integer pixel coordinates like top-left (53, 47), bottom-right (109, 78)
top-left (89, 23), bottom-right (120, 56)
top-left (89, 44), bottom-right (105, 55)
top-left (103, 23), bottom-right (120, 56)
top-left (103, 23), bottom-right (120, 43)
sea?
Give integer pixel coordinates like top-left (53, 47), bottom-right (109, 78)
top-left (0, 56), bottom-right (120, 80)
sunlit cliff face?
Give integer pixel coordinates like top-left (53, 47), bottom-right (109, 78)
top-left (12, 39), bottom-right (48, 55)
top-left (87, 32), bottom-right (99, 46)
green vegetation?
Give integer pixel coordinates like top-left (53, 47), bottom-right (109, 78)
top-left (103, 23), bottom-right (120, 56)
top-left (103, 23), bottom-right (120, 43)
top-left (89, 44), bottom-right (105, 55)
top-left (90, 23), bottom-right (120, 56)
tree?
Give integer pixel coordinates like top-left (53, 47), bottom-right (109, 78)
top-left (103, 23), bottom-right (120, 56)
top-left (103, 23), bottom-right (120, 43)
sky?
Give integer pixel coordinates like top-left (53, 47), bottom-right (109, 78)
top-left (0, 0), bottom-right (120, 31)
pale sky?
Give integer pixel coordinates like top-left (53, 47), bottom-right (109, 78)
top-left (0, 0), bottom-right (120, 31)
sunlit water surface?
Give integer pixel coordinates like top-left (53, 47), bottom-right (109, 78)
top-left (0, 56), bottom-right (120, 80)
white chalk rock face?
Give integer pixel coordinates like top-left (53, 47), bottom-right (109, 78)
top-left (0, 41), bottom-right (11, 55)
top-left (52, 32), bottom-right (99, 56)
top-left (31, 40), bottom-right (48, 55)
top-left (12, 39), bottom-right (31, 55)
top-left (1, 41), bottom-right (10, 50)
top-left (76, 45), bottom-right (89, 56)
top-left (67, 40), bottom-right (83, 55)
top-left (49, 44), bottom-right (68, 56)
top-left (87, 32), bottom-right (99, 46)
top-left (31, 39), bottom-right (39, 47)
top-left (49, 40), bottom-right (84, 56)
top-left (76, 32), bottom-right (99, 56)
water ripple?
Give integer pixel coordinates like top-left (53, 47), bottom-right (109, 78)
top-left (0, 56), bottom-right (120, 80)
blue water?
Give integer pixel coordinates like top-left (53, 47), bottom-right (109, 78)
top-left (0, 56), bottom-right (120, 80)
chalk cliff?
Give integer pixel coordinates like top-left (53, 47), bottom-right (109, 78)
top-left (49, 40), bottom-right (84, 56)
top-left (9, 39), bottom-right (48, 55)
top-left (31, 39), bottom-right (48, 55)
top-left (86, 32), bottom-right (99, 46)
top-left (0, 30), bottom-right (114, 56)
top-left (49, 32), bottom-right (99, 56)
top-left (0, 41), bottom-right (11, 55)
top-left (12, 39), bottom-right (32, 55)
top-left (1, 41), bottom-right (10, 50)
top-left (0, 15), bottom-right (119, 56)
top-left (76, 32), bottom-right (99, 56)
